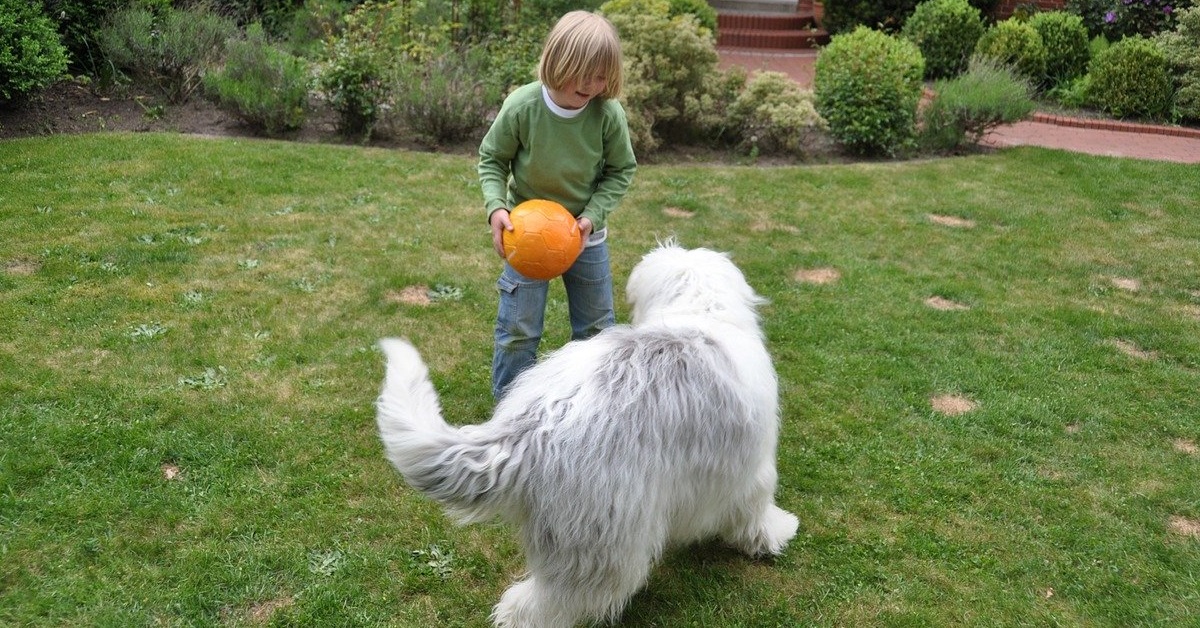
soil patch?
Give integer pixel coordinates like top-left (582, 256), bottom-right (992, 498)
top-left (1173, 439), bottom-right (1198, 455)
top-left (0, 79), bottom-right (474, 154)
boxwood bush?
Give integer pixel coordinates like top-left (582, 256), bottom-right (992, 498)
top-left (814, 26), bottom-right (925, 156)
top-left (1028, 10), bottom-right (1090, 89)
top-left (974, 19), bottom-right (1047, 87)
top-left (0, 0), bottom-right (69, 102)
top-left (1086, 35), bottom-right (1174, 120)
top-left (901, 0), bottom-right (985, 80)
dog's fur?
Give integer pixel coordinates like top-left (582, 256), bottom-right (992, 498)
top-left (376, 242), bottom-right (798, 627)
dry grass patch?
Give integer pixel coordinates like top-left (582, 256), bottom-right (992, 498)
top-left (386, 285), bottom-right (432, 307)
top-left (1109, 277), bottom-right (1141, 292)
top-left (1110, 339), bottom-right (1156, 361)
top-left (930, 394), bottom-right (977, 416)
top-left (4, 258), bottom-right (41, 275)
top-left (750, 219), bottom-right (800, 234)
top-left (1167, 516), bottom-right (1200, 539)
top-left (925, 296), bottom-right (969, 311)
top-left (927, 214), bottom-right (976, 229)
top-left (1173, 439), bottom-right (1198, 455)
top-left (662, 207), bottom-right (695, 219)
top-left (161, 464), bottom-right (183, 481)
top-left (794, 267), bottom-right (841, 285)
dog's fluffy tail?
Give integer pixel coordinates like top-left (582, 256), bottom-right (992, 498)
top-left (376, 338), bottom-right (511, 524)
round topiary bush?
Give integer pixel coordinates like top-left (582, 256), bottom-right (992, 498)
top-left (814, 26), bottom-right (925, 156)
top-left (0, 0), bottom-right (70, 102)
top-left (1028, 11), bottom-right (1090, 89)
top-left (901, 0), bottom-right (985, 80)
top-left (974, 19), bottom-right (1048, 86)
top-left (1087, 35), bottom-right (1174, 120)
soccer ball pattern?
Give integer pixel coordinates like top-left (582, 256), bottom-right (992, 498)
top-left (502, 199), bottom-right (583, 280)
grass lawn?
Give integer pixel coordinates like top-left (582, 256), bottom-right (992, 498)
top-left (1, 133), bottom-right (1198, 626)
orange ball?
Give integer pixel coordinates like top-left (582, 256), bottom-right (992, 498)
top-left (502, 199), bottom-right (583, 280)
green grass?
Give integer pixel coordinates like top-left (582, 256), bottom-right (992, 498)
top-left (2, 133), bottom-right (1198, 626)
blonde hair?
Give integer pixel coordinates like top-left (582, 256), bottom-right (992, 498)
top-left (538, 11), bottom-right (623, 99)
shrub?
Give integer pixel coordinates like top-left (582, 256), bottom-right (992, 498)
top-left (97, 4), bottom-right (236, 103)
top-left (317, 34), bottom-right (389, 139)
top-left (974, 19), bottom-right (1048, 86)
top-left (901, 0), bottom-right (986, 79)
top-left (822, 0), bottom-right (998, 35)
top-left (920, 56), bottom-right (1035, 151)
top-left (1028, 10), bottom-right (1090, 88)
top-left (384, 49), bottom-right (499, 146)
top-left (728, 71), bottom-right (827, 156)
top-left (814, 26), bottom-right (925, 156)
top-left (1086, 34), bottom-right (1174, 120)
top-left (203, 24), bottom-right (309, 137)
top-left (474, 30), bottom-right (543, 97)
top-left (315, 0), bottom-right (456, 140)
top-left (0, 0), bottom-right (69, 102)
top-left (668, 0), bottom-right (718, 33)
top-left (1155, 6), bottom-right (1200, 121)
top-left (602, 0), bottom-right (720, 152)
top-left (40, 0), bottom-right (141, 73)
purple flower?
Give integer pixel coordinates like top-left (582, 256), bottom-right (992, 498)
top-left (1163, 5), bottom-right (1173, 13)
top-left (1104, 10), bottom-right (1116, 22)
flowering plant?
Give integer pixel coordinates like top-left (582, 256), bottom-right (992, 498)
top-left (1068, 0), bottom-right (1191, 39)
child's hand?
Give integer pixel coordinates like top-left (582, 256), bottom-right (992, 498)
top-left (577, 217), bottom-right (593, 252)
top-left (490, 209), bottom-right (513, 258)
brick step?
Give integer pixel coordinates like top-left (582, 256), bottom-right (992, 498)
top-left (716, 10), bottom-right (828, 50)
top-left (717, 11), bottom-right (815, 31)
top-left (718, 28), bottom-right (829, 49)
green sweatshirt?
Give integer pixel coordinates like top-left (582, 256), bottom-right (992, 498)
top-left (478, 81), bottom-right (637, 232)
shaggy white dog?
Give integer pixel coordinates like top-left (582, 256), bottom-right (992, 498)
top-left (376, 242), bottom-right (798, 627)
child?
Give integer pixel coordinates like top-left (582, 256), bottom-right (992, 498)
top-left (478, 10), bottom-right (637, 400)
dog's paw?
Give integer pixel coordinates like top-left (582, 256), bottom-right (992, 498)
top-left (761, 505), bottom-right (799, 555)
top-left (731, 504), bottom-right (799, 557)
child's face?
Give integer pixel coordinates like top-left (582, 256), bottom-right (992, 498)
top-left (547, 74), bottom-right (608, 110)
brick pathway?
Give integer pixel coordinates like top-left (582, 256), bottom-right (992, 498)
top-left (717, 47), bottom-right (1200, 164)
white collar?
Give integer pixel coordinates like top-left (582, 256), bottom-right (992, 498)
top-left (542, 85), bottom-right (585, 118)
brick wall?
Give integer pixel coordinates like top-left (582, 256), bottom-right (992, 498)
top-left (994, 0), bottom-right (1066, 20)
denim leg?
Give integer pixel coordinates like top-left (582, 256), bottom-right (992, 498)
top-left (563, 242), bottom-right (615, 341)
top-left (493, 263), bottom-right (549, 399)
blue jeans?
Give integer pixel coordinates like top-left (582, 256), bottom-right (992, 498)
top-left (492, 241), bottom-right (615, 399)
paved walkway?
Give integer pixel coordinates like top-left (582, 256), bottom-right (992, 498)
top-left (717, 47), bottom-right (1200, 164)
